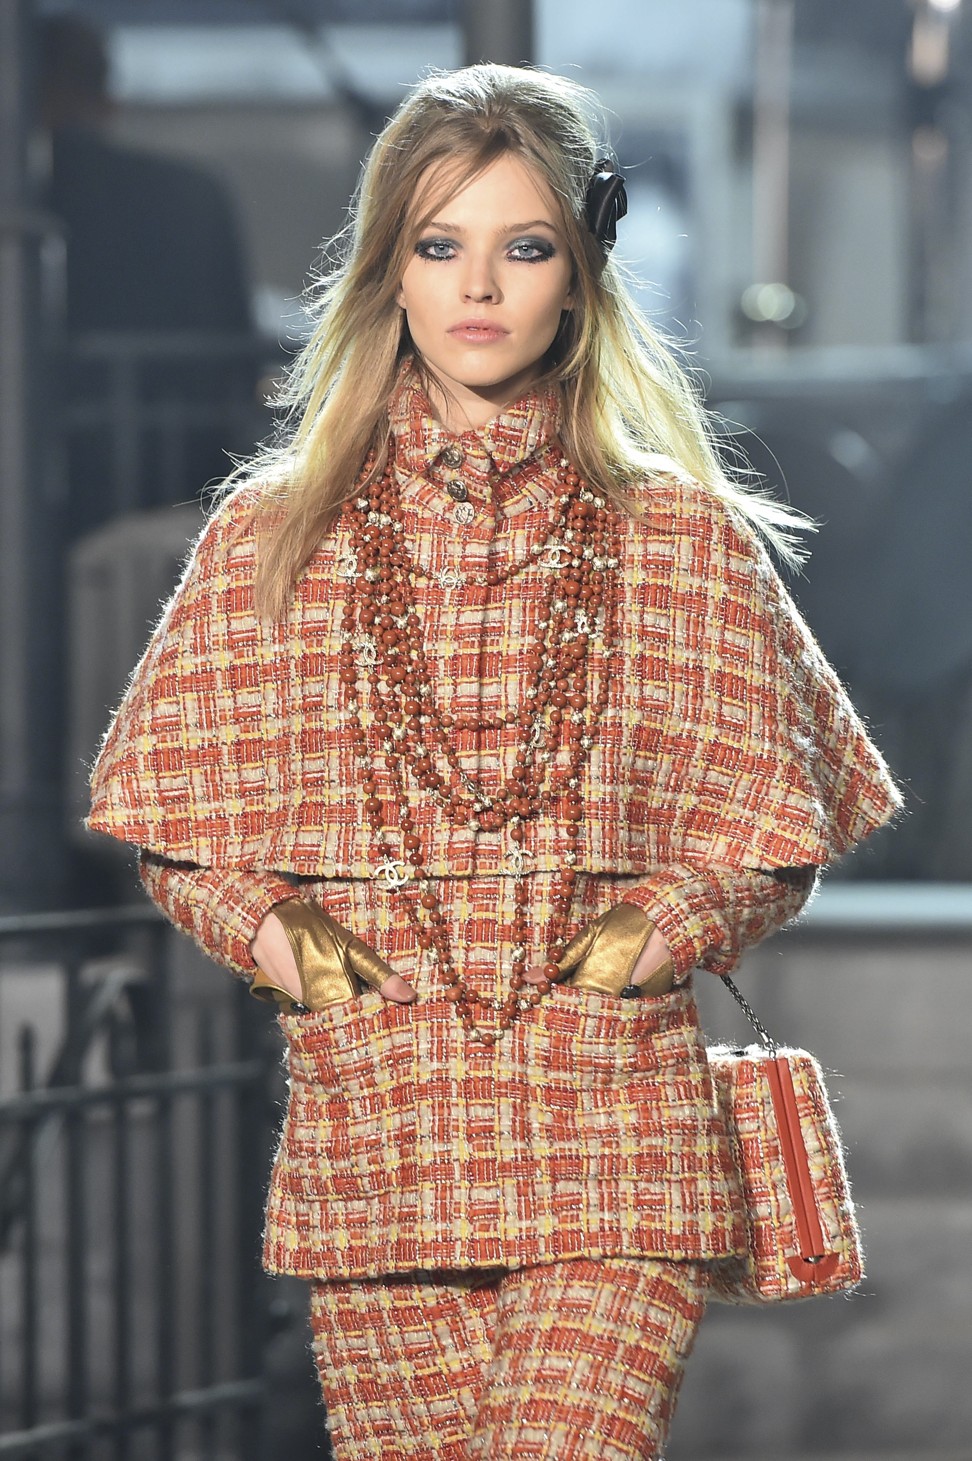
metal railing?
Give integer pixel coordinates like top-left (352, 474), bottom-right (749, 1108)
top-left (0, 907), bottom-right (275, 1460)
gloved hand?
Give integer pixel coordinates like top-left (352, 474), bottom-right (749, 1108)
top-left (555, 903), bottom-right (676, 998)
top-left (250, 899), bottom-right (409, 1012)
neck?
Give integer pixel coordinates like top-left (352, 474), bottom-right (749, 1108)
top-left (422, 367), bottom-right (544, 435)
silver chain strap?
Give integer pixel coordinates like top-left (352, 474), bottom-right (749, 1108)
top-left (721, 976), bottom-right (779, 1054)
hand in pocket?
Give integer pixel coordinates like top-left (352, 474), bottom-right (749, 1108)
top-left (250, 899), bottom-right (417, 1012)
top-left (523, 904), bottom-right (675, 998)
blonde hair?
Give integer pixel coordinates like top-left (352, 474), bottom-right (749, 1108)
top-left (238, 63), bottom-right (809, 620)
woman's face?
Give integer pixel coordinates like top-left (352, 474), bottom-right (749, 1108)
top-left (397, 153), bottom-right (574, 432)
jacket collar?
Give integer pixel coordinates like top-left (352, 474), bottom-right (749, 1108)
top-left (388, 359), bottom-right (562, 517)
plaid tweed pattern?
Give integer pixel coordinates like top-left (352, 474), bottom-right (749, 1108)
top-left (309, 1256), bottom-right (706, 1460)
top-left (89, 367), bottom-right (900, 1280)
top-left (139, 855), bottom-right (299, 973)
top-left (88, 370), bottom-right (901, 886)
top-left (707, 1047), bottom-right (864, 1302)
top-left (140, 864), bottom-right (806, 1278)
top-left (260, 872), bottom-right (748, 1279)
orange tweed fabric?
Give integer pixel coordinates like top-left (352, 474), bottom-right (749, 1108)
top-left (154, 865), bottom-right (803, 1278)
top-left (309, 1256), bottom-right (706, 1460)
top-left (260, 871), bottom-right (747, 1278)
top-left (87, 367), bottom-right (901, 1280)
top-left (88, 369), bottom-right (901, 888)
top-left (708, 1046), bottom-right (864, 1302)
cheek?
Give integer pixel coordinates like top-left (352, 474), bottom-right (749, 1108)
top-left (396, 261), bottom-right (424, 315)
top-left (541, 284), bottom-right (573, 334)
top-left (534, 268), bottom-right (574, 328)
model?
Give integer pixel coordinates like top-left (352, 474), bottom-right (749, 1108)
top-left (88, 63), bottom-right (901, 1461)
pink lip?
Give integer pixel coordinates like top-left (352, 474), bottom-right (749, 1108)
top-left (448, 320), bottom-right (509, 343)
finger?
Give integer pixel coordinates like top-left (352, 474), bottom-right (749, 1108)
top-left (630, 929), bottom-right (672, 985)
top-left (346, 935), bottom-right (398, 991)
top-left (631, 957), bottom-right (664, 986)
top-left (380, 974), bottom-right (418, 1003)
top-left (520, 958), bottom-right (564, 993)
top-left (628, 933), bottom-right (676, 995)
top-left (555, 918), bottom-right (600, 975)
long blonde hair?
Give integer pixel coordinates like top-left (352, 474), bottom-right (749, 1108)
top-left (240, 63), bottom-right (809, 620)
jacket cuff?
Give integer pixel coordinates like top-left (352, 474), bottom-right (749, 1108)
top-left (139, 853), bottom-right (301, 975)
top-left (618, 870), bottom-right (724, 981)
top-left (617, 862), bottom-right (818, 982)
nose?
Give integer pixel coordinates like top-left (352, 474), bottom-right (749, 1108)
top-left (460, 250), bottom-right (501, 304)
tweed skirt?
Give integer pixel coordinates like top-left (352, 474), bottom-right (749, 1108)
top-left (262, 872), bottom-right (746, 1280)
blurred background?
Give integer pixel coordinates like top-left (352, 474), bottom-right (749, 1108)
top-left (1, 1), bottom-right (970, 1458)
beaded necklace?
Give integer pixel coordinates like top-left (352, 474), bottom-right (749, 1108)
top-left (338, 443), bottom-right (624, 1043)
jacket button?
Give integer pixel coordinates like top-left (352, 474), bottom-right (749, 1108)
top-left (441, 445), bottom-right (463, 468)
top-left (447, 480), bottom-right (469, 502)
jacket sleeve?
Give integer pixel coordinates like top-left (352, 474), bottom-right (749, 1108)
top-left (618, 863), bottom-right (819, 981)
top-left (139, 852), bottom-right (301, 976)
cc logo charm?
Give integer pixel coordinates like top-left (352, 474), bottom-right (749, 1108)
top-left (373, 858), bottom-right (409, 890)
top-left (504, 846), bottom-right (535, 878)
top-left (539, 543), bottom-right (572, 570)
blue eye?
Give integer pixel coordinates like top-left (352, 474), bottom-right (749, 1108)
top-left (414, 236), bottom-right (557, 263)
top-left (414, 238), bottom-right (456, 261)
top-left (509, 238), bottom-right (556, 263)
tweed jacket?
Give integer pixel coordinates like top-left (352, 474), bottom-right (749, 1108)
top-left (88, 368), bottom-right (901, 1280)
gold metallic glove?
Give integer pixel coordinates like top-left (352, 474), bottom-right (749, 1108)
top-left (557, 903), bottom-right (676, 998)
top-left (249, 900), bottom-right (396, 1012)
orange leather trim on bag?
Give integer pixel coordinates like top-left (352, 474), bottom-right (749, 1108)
top-left (766, 1054), bottom-right (840, 1287)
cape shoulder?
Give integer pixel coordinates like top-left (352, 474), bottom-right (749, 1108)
top-left (86, 484), bottom-right (275, 852)
top-left (87, 466), bottom-right (902, 873)
top-left (633, 468), bottom-right (904, 863)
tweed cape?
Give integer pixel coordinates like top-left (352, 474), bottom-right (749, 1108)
top-left (89, 373), bottom-right (901, 1280)
top-left (88, 396), bottom-right (899, 884)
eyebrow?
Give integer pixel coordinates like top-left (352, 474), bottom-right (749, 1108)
top-left (421, 219), bottom-right (560, 235)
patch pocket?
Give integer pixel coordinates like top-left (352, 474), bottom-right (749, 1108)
top-left (278, 994), bottom-right (420, 1198)
top-left (526, 982), bottom-right (713, 1179)
top-left (536, 979), bottom-right (691, 1080)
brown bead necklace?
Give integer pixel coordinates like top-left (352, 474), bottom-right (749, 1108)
top-left (338, 443), bottom-right (623, 1043)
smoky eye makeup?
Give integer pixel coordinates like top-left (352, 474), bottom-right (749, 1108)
top-left (414, 237), bottom-right (458, 260)
top-left (508, 237), bottom-right (557, 262)
top-left (413, 234), bottom-right (559, 263)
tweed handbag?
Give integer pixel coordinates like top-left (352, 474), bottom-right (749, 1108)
top-left (707, 978), bottom-right (864, 1303)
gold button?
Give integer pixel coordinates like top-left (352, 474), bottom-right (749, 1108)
top-left (441, 444), bottom-right (463, 468)
top-left (447, 480), bottom-right (469, 502)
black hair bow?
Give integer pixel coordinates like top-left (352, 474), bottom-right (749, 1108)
top-left (585, 158), bottom-right (628, 254)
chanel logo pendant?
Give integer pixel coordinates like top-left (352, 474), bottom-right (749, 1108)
top-left (504, 845), bottom-right (535, 878)
top-left (539, 543), bottom-right (572, 570)
top-left (373, 858), bottom-right (409, 889)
